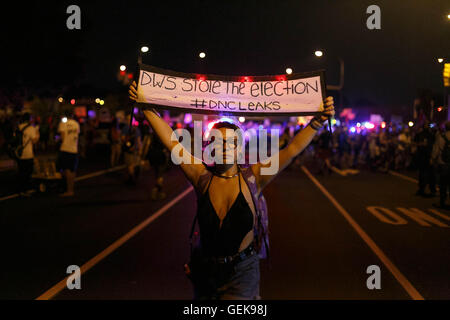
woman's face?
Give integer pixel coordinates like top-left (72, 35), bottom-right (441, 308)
top-left (212, 127), bottom-right (238, 165)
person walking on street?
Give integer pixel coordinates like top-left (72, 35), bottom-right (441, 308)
top-left (57, 112), bottom-right (80, 197)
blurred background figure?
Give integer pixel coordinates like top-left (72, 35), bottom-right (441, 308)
top-left (57, 111), bottom-right (80, 197)
top-left (109, 117), bottom-right (122, 168)
top-left (121, 114), bottom-right (142, 184)
top-left (431, 122), bottom-right (450, 209)
top-left (15, 113), bottom-right (39, 196)
top-left (414, 121), bottom-right (436, 197)
top-left (147, 128), bottom-right (169, 201)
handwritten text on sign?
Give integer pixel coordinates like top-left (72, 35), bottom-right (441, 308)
top-left (136, 65), bottom-right (325, 115)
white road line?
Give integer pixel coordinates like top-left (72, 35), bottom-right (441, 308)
top-left (75, 165), bottom-right (126, 182)
top-left (389, 170), bottom-right (440, 192)
top-left (388, 171), bottom-right (418, 184)
top-left (35, 186), bottom-right (194, 300)
top-left (0, 194), bottom-right (19, 201)
top-left (0, 165), bottom-right (127, 203)
top-left (301, 166), bottom-right (424, 300)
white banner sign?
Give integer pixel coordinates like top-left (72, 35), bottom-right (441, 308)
top-left (136, 64), bottom-right (326, 116)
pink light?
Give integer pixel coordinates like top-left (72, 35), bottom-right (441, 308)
top-left (184, 113), bottom-right (192, 124)
top-left (276, 75), bottom-right (287, 81)
top-left (381, 122), bottom-right (386, 129)
top-left (196, 74), bottom-right (206, 81)
top-left (70, 99), bottom-right (76, 105)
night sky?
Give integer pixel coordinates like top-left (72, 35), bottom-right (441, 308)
top-left (1, 0), bottom-right (449, 110)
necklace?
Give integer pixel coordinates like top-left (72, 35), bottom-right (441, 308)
top-left (213, 171), bottom-right (239, 179)
top-left (213, 166), bottom-right (240, 179)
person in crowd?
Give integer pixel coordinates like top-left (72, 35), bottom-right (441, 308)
top-left (396, 127), bottom-right (412, 170)
top-left (38, 116), bottom-right (50, 153)
top-left (414, 122), bottom-right (436, 197)
top-left (121, 115), bottom-right (142, 184)
top-left (110, 117), bottom-right (122, 167)
top-left (279, 127), bottom-right (291, 150)
top-left (147, 128), bottom-right (169, 200)
top-left (16, 113), bottom-right (39, 196)
top-left (431, 121), bottom-right (450, 209)
top-left (337, 126), bottom-right (352, 169)
top-left (129, 80), bottom-right (335, 300)
top-left (57, 111), bottom-right (80, 197)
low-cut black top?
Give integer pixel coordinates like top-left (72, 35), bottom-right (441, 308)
top-left (196, 171), bottom-right (254, 257)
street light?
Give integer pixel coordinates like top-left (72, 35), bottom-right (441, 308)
top-left (120, 65), bottom-right (127, 71)
top-left (438, 58), bottom-right (444, 63)
top-left (199, 52), bottom-right (206, 59)
top-left (141, 46), bottom-right (149, 53)
top-left (286, 68), bottom-right (293, 75)
top-left (314, 50), bottom-right (345, 108)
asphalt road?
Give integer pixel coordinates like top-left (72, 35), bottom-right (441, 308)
top-left (0, 160), bottom-right (449, 300)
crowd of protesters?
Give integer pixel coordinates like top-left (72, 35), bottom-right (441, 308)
top-left (0, 110), bottom-right (170, 199)
top-left (298, 119), bottom-right (450, 208)
top-left (2, 108), bottom-right (450, 208)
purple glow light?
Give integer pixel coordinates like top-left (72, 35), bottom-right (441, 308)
top-left (88, 110), bottom-right (96, 118)
top-left (184, 113), bottom-right (192, 124)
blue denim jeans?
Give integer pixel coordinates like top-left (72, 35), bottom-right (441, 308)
top-left (193, 253), bottom-right (260, 300)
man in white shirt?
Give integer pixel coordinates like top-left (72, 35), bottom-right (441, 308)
top-left (57, 112), bottom-right (80, 197)
top-left (17, 113), bottom-right (39, 196)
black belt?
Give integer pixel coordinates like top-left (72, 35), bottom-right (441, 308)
top-left (209, 245), bottom-right (256, 264)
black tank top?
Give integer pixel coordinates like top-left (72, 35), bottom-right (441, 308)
top-left (197, 170), bottom-right (254, 257)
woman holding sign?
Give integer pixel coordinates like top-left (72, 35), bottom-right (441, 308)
top-left (129, 81), bottom-right (334, 300)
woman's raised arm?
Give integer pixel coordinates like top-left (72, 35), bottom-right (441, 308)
top-left (128, 81), bottom-right (207, 186)
top-left (251, 96), bottom-right (335, 193)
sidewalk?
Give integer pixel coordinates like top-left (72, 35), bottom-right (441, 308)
top-left (0, 147), bottom-right (113, 198)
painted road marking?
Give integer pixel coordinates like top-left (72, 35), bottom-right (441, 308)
top-left (367, 207), bottom-right (449, 227)
top-left (0, 165), bottom-right (126, 203)
top-left (35, 186), bottom-right (194, 300)
top-left (428, 208), bottom-right (450, 221)
top-left (389, 170), bottom-right (440, 192)
top-left (396, 208), bottom-right (448, 227)
top-left (75, 165), bottom-right (126, 182)
top-left (301, 166), bottom-right (424, 300)
top-left (388, 171), bottom-right (418, 184)
top-left (0, 194), bottom-right (19, 201)
top-left (366, 207), bottom-right (408, 225)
